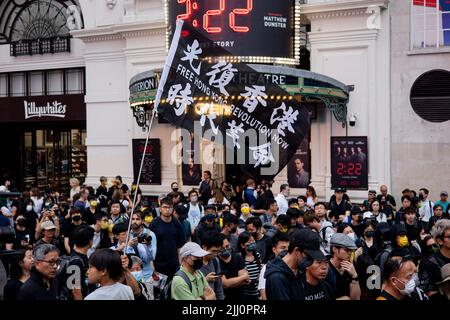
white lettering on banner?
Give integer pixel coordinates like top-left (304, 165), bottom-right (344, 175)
top-left (199, 103), bottom-right (219, 135)
top-left (226, 120), bottom-right (245, 149)
top-left (181, 39), bottom-right (202, 75)
top-left (250, 142), bottom-right (275, 168)
top-left (270, 103), bottom-right (299, 137)
top-left (206, 61), bottom-right (237, 97)
top-left (240, 85), bottom-right (268, 113)
top-left (167, 83), bottom-right (194, 116)
top-left (24, 100), bottom-right (67, 119)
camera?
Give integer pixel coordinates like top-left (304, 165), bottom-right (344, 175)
top-left (349, 113), bottom-right (357, 127)
top-left (137, 233), bottom-right (152, 244)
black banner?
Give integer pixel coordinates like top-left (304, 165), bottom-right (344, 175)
top-left (331, 136), bottom-right (368, 190)
top-left (132, 139), bottom-right (161, 185)
top-left (155, 20), bottom-right (310, 180)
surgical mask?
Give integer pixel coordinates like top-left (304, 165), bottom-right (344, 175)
top-left (397, 235), bottom-right (409, 247)
top-left (131, 271), bottom-right (144, 283)
top-left (26, 205), bottom-right (33, 212)
top-left (427, 244), bottom-right (440, 255)
top-left (347, 232), bottom-right (356, 241)
top-left (219, 248), bottom-right (232, 259)
top-left (144, 215), bottom-right (153, 223)
top-left (246, 243), bottom-right (257, 252)
top-left (100, 221), bottom-right (109, 230)
top-left (190, 196), bottom-right (198, 202)
top-left (395, 276), bottom-right (417, 297)
top-left (192, 258), bottom-right (204, 270)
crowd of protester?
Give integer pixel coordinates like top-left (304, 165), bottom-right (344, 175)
top-left (0, 174), bottom-right (449, 301)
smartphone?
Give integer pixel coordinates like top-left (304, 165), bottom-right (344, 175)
top-left (215, 271), bottom-right (228, 276)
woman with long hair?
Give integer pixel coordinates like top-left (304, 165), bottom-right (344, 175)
top-left (3, 247), bottom-right (33, 301)
top-left (237, 232), bottom-right (261, 300)
top-left (306, 186), bottom-right (318, 209)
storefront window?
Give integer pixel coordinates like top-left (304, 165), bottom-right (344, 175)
top-left (0, 74), bottom-right (7, 97)
top-left (47, 70), bottom-right (64, 95)
top-left (11, 72), bottom-right (25, 96)
top-left (66, 69), bottom-right (84, 94)
top-left (28, 71), bottom-right (44, 96)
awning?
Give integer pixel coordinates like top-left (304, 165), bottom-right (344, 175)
top-left (129, 66), bottom-right (351, 128)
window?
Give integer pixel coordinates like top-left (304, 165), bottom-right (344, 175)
top-left (28, 71), bottom-right (44, 96)
top-left (410, 69), bottom-right (450, 123)
top-left (47, 70), bottom-right (64, 95)
top-left (10, 72), bottom-right (26, 97)
top-left (0, 74), bottom-right (7, 97)
top-left (411, 0), bottom-right (450, 49)
top-left (65, 69), bottom-right (84, 94)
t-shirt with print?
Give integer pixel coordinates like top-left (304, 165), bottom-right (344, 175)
top-left (303, 279), bottom-right (335, 301)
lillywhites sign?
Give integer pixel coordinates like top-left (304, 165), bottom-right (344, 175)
top-left (24, 100), bottom-right (67, 119)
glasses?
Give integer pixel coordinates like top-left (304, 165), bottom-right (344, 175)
top-left (39, 259), bottom-right (61, 267)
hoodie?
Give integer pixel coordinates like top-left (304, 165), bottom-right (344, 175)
top-left (264, 256), bottom-right (305, 300)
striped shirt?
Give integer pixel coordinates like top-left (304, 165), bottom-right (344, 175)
top-left (243, 253), bottom-right (262, 298)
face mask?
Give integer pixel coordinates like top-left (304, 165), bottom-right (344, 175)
top-left (131, 271), bottom-right (144, 283)
top-left (144, 215), bottom-right (153, 223)
top-left (230, 227), bottom-right (237, 234)
top-left (16, 219), bottom-right (26, 227)
top-left (191, 258), bottom-right (204, 271)
top-left (427, 244), bottom-right (440, 254)
top-left (190, 196), bottom-right (198, 202)
top-left (395, 276), bottom-right (417, 297)
top-left (365, 231), bottom-right (375, 238)
top-left (108, 223), bottom-right (114, 233)
top-left (357, 216), bottom-right (363, 223)
top-left (173, 188), bottom-right (179, 192)
top-left (280, 227), bottom-right (288, 233)
top-left (100, 221), bottom-right (109, 230)
top-left (397, 235), bottom-right (409, 247)
top-left (347, 232), bottom-right (356, 241)
top-left (45, 202), bottom-right (51, 207)
top-left (246, 243), bottom-right (257, 252)
top-left (26, 205), bottom-right (33, 212)
top-left (241, 207), bottom-right (250, 215)
top-left (230, 209), bottom-right (237, 215)
top-left (249, 232), bottom-right (258, 239)
top-left (219, 248), bottom-right (232, 259)
top-left (90, 201), bottom-right (98, 207)
top-left (72, 215), bottom-right (82, 222)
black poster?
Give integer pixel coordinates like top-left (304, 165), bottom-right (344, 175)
top-left (331, 136), bottom-right (368, 190)
top-left (287, 132), bottom-right (310, 188)
top-left (155, 20), bottom-right (310, 181)
top-left (132, 139), bottom-right (161, 185)
top-left (182, 132), bottom-right (202, 186)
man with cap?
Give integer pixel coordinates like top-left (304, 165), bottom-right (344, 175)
top-left (328, 188), bottom-right (352, 225)
top-left (265, 228), bottom-right (325, 300)
top-left (325, 233), bottom-right (361, 300)
top-left (35, 220), bottom-right (62, 252)
top-left (171, 242), bottom-right (216, 300)
top-left (435, 191), bottom-right (449, 215)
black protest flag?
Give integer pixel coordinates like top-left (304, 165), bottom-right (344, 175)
top-left (155, 20), bottom-right (310, 181)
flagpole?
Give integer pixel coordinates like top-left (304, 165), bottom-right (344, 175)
top-left (123, 109), bottom-right (157, 256)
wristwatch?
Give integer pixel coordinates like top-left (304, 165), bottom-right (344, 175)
top-left (351, 276), bottom-right (359, 282)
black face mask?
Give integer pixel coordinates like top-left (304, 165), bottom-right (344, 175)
top-left (230, 227), bottom-right (237, 234)
top-left (172, 188), bottom-right (179, 192)
top-left (365, 231), bottom-right (375, 238)
top-left (72, 215), bottom-right (82, 222)
top-left (250, 232), bottom-right (258, 239)
top-left (219, 248), bottom-right (232, 259)
top-left (192, 258), bottom-right (204, 270)
top-left (16, 219), bottom-right (26, 227)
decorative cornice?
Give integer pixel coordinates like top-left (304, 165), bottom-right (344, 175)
top-left (308, 28), bottom-right (380, 43)
top-left (302, 0), bottom-right (389, 20)
top-left (71, 19), bottom-right (166, 43)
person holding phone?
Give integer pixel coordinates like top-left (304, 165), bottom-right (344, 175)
top-left (199, 230), bottom-right (225, 300)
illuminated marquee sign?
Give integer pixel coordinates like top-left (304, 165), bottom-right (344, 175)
top-left (165, 0), bottom-right (300, 65)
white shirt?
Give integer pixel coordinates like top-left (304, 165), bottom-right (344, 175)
top-left (70, 187), bottom-right (80, 201)
top-left (186, 202), bottom-right (202, 232)
top-left (373, 212), bottom-right (387, 223)
top-left (208, 197), bottom-right (230, 205)
top-left (419, 199), bottom-right (434, 222)
top-left (85, 283), bottom-right (134, 300)
top-left (306, 196), bottom-right (316, 208)
top-left (275, 193), bottom-right (288, 215)
top-left (258, 264), bottom-right (267, 291)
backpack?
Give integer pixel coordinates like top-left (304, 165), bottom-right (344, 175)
top-left (55, 254), bottom-right (84, 300)
top-left (374, 246), bottom-right (393, 280)
top-left (160, 269), bottom-right (192, 301)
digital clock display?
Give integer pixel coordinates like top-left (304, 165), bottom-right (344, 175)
top-left (331, 137), bottom-right (368, 190)
top-left (166, 0), bottom-right (298, 64)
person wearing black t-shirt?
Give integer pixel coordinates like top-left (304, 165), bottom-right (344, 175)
top-left (3, 248), bottom-right (33, 301)
top-left (218, 236), bottom-right (250, 301)
top-left (63, 207), bottom-right (86, 255)
top-left (95, 176), bottom-right (109, 211)
top-left (303, 258), bottom-right (335, 301)
top-left (377, 185), bottom-right (397, 212)
top-left (325, 233), bottom-right (361, 300)
top-left (12, 215), bottom-right (33, 249)
top-left (328, 188), bottom-right (352, 224)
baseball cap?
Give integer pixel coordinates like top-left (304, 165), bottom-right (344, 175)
top-left (330, 233), bottom-right (357, 250)
top-left (437, 264), bottom-right (450, 285)
top-left (440, 191), bottom-right (448, 197)
top-left (363, 211), bottom-right (373, 220)
top-left (41, 220), bottom-right (56, 230)
top-left (179, 242), bottom-right (211, 259)
top-left (368, 190), bottom-right (377, 194)
top-left (335, 187), bottom-right (346, 193)
top-left (292, 229), bottom-right (326, 261)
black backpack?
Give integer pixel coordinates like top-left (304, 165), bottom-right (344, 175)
top-left (55, 254), bottom-right (84, 300)
top-left (160, 269), bottom-right (192, 300)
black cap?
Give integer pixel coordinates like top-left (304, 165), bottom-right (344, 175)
top-left (292, 229), bottom-right (326, 261)
top-left (204, 204), bottom-right (217, 211)
top-left (335, 187), bottom-right (346, 193)
top-left (350, 206), bottom-right (362, 215)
